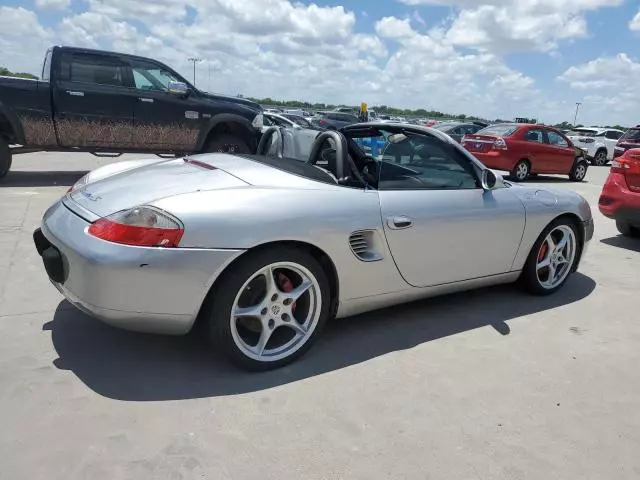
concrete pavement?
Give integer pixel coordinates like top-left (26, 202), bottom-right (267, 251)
top-left (0, 153), bottom-right (638, 479)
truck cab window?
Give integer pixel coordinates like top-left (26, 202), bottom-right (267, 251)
top-left (60, 53), bottom-right (126, 87)
top-left (130, 60), bottom-right (183, 92)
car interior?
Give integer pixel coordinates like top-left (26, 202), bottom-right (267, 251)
top-left (251, 126), bottom-right (481, 190)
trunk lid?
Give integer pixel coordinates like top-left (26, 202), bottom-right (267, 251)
top-left (67, 156), bottom-right (249, 218)
top-left (462, 134), bottom-right (498, 153)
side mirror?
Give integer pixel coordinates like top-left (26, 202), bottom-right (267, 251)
top-left (168, 81), bottom-right (188, 95)
top-left (481, 169), bottom-right (497, 190)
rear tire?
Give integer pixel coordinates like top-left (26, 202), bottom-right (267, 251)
top-left (569, 159), bottom-right (588, 182)
top-left (207, 246), bottom-right (331, 371)
top-left (510, 160), bottom-right (530, 182)
top-left (0, 137), bottom-right (12, 180)
top-left (616, 220), bottom-right (640, 238)
top-left (592, 149), bottom-right (608, 166)
top-left (202, 133), bottom-right (251, 154)
top-left (519, 218), bottom-right (580, 296)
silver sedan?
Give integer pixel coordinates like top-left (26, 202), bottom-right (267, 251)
top-left (34, 123), bottom-right (594, 371)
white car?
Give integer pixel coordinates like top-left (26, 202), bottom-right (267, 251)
top-left (565, 127), bottom-right (625, 166)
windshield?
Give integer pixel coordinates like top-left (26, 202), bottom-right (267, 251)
top-left (350, 128), bottom-right (479, 190)
top-left (567, 129), bottom-right (598, 137)
top-left (621, 128), bottom-right (640, 142)
top-left (433, 123), bottom-right (458, 132)
top-left (476, 125), bottom-right (518, 137)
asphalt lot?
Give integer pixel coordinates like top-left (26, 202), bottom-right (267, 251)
top-left (1, 152), bottom-right (639, 480)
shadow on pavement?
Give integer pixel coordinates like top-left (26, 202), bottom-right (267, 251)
top-left (0, 170), bottom-right (88, 188)
top-left (43, 273), bottom-right (596, 401)
top-left (600, 235), bottom-right (640, 253)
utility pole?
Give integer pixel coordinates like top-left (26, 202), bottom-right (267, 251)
top-left (187, 57), bottom-right (202, 86)
top-left (573, 102), bottom-right (582, 126)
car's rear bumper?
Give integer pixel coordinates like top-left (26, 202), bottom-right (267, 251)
top-left (35, 200), bottom-right (244, 335)
top-left (469, 151), bottom-right (515, 171)
top-left (598, 173), bottom-right (640, 226)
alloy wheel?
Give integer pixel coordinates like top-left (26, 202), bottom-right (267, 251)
top-left (594, 151), bottom-right (607, 166)
top-left (229, 262), bottom-right (322, 362)
top-left (535, 225), bottom-right (577, 290)
top-left (574, 163), bottom-right (587, 181)
top-left (515, 162), bottom-right (529, 181)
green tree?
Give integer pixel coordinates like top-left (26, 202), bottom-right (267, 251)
top-left (0, 66), bottom-right (38, 80)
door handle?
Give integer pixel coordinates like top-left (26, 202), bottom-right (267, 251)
top-left (139, 98), bottom-right (154, 103)
top-left (66, 90), bottom-right (84, 96)
top-left (387, 216), bottom-right (413, 230)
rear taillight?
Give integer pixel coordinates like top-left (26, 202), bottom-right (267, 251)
top-left (88, 206), bottom-right (184, 247)
top-left (319, 119), bottom-right (327, 126)
top-left (492, 137), bottom-right (508, 150)
top-left (611, 150), bottom-right (640, 192)
top-left (580, 138), bottom-right (595, 144)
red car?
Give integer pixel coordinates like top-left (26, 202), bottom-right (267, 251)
top-left (599, 148), bottom-right (640, 237)
top-left (613, 125), bottom-right (640, 160)
top-left (462, 123), bottom-right (589, 182)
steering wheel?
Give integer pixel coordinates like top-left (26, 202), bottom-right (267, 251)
top-left (257, 126), bottom-right (285, 158)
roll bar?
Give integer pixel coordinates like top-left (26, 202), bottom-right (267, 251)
top-left (307, 130), bottom-right (348, 180)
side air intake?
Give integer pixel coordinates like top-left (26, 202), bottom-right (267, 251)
top-left (348, 230), bottom-right (383, 262)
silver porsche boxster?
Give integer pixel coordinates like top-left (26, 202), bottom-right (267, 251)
top-left (34, 123), bottom-right (594, 370)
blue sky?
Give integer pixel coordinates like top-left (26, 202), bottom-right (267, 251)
top-left (1, 0), bottom-right (640, 126)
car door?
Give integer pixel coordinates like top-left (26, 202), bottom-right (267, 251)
top-left (544, 129), bottom-right (576, 174)
top-left (53, 51), bottom-right (137, 148)
top-left (604, 130), bottom-right (623, 159)
top-left (520, 128), bottom-right (551, 172)
top-left (377, 133), bottom-right (526, 287)
top-left (129, 58), bottom-right (207, 152)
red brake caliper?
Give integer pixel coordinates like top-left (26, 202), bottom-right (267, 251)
top-left (538, 242), bottom-right (548, 262)
top-left (277, 273), bottom-right (296, 313)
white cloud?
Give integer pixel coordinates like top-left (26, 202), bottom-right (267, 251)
top-left (559, 54), bottom-right (640, 124)
top-left (0, 7), bottom-right (52, 73)
top-left (399, 0), bottom-right (623, 53)
top-left (1, 1), bottom-right (633, 125)
top-left (630, 9), bottom-right (640, 31)
top-left (35, 0), bottom-right (71, 10)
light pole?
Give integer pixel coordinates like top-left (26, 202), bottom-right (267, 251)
top-left (187, 57), bottom-right (202, 86)
top-left (573, 102), bottom-right (582, 126)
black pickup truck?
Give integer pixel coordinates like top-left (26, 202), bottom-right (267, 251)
top-left (0, 46), bottom-right (264, 179)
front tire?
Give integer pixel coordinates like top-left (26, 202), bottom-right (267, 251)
top-left (616, 220), bottom-right (640, 238)
top-left (519, 218), bottom-right (580, 296)
top-left (202, 133), bottom-right (251, 154)
top-left (207, 247), bottom-right (331, 371)
top-left (510, 160), bottom-right (530, 182)
top-left (0, 137), bottom-right (12, 180)
top-left (569, 159), bottom-right (588, 182)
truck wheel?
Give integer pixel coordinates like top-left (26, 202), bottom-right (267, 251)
top-left (203, 133), bottom-right (251, 154)
top-left (592, 149), bottom-right (608, 166)
top-left (0, 137), bottom-right (11, 180)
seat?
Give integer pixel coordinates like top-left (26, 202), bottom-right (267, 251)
top-left (317, 147), bottom-right (339, 178)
